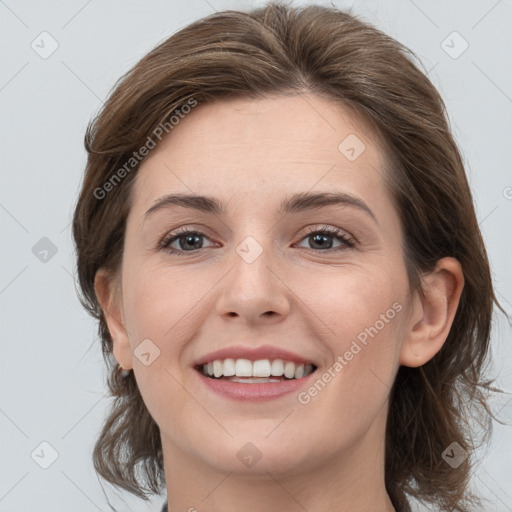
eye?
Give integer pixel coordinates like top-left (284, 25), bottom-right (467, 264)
top-left (158, 227), bottom-right (215, 256)
top-left (295, 225), bottom-right (355, 252)
top-left (157, 224), bottom-right (355, 256)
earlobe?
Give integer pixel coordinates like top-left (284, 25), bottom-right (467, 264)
top-left (400, 257), bottom-right (464, 368)
top-left (94, 268), bottom-right (134, 370)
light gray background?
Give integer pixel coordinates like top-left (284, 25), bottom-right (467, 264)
top-left (1, 0), bottom-right (511, 511)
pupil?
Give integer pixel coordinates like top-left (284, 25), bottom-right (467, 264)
top-left (181, 234), bottom-right (201, 250)
top-left (311, 233), bottom-right (332, 249)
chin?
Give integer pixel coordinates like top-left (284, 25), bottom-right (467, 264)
top-left (193, 434), bottom-right (317, 477)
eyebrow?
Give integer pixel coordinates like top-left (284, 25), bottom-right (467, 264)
top-left (144, 191), bottom-right (377, 223)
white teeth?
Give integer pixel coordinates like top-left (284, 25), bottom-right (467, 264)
top-left (284, 361), bottom-right (296, 379)
top-left (223, 358), bottom-right (235, 377)
top-left (235, 358), bottom-right (252, 377)
top-left (252, 359), bottom-right (271, 377)
top-left (271, 359), bottom-right (284, 376)
top-left (294, 364), bottom-right (305, 379)
top-left (213, 360), bottom-right (223, 378)
top-left (228, 377), bottom-right (282, 383)
top-left (200, 358), bottom-right (316, 379)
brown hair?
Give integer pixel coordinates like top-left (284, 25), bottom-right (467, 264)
top-left (72, 2), bottom-right (508, 510)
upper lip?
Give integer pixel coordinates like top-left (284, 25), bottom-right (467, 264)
top-left (193, 345), bottom-right (317, 367)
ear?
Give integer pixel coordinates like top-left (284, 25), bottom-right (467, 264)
top-left (400, 257), bottom-right (464, 368)
top-left (94, 268), bottom-right (133, 370)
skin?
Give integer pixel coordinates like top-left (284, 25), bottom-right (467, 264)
top-left (95, 93), bottom-right (464, 512)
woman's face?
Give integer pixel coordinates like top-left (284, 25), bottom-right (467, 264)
top-left (107, 93), bottom-right (418, 478)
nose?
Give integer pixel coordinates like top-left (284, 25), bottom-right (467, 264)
top-left (215, 239), bottom-right (291, 325)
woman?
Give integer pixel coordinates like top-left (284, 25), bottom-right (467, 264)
top-left (72, 3), bottom-right (506, 511)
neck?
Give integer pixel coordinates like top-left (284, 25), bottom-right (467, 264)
top-left (161, 410), bottom-right (396, 512)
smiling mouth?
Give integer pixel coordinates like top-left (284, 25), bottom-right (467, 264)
top-left (194, 358), bottom-right (318, 383)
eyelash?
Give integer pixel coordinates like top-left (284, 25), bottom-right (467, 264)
top-left (157, 225), bottom-right (356, 256)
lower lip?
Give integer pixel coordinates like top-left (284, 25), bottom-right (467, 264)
top-left (195, 369), bottom-right (317, 401)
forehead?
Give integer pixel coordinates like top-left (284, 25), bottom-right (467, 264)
top-left (130, 93), bottom-right (390, 216)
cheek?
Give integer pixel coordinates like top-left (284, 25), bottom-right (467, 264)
top-left (296, 264), bottom-right (408, 405)
top-left (292, 270), bottom-right (406, 436)
top-left (119, 263), bottom-right (206, 427)
top-left (122, 260), bottom-right (210, 343)
top-left (301, 264), bottom-right (406, 345)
